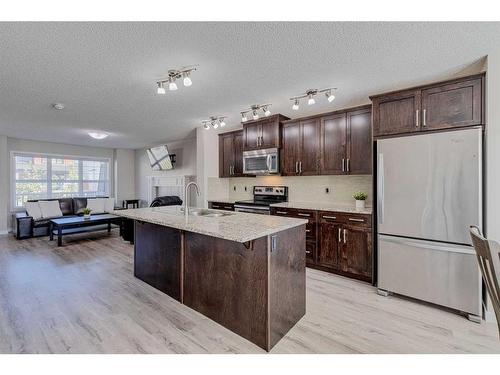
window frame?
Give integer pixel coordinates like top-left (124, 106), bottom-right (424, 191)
top-left (10, 151), bottom-right (111, 209)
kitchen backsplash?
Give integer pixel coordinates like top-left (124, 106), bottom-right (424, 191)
top-left (207, 175), bottom-right (373, 206)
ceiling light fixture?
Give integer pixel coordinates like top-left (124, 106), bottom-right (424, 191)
top-left (290, 87), bottom-right (337, 110)
top-left (202, 116), bottom-right (227, 130)
top-left (240, 104), bottom-right (272, 123)
top-left (156, 66), bottom-right (197, 94)
top-left (88, 132), bottom-right (109, 140)
top-left (157, 82), bottom-right (166, 95)
top-left (52, 103), bottom-right (65, 110)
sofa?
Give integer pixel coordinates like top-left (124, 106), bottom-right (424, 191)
top-left (15, 197), bottom-right (116, 239)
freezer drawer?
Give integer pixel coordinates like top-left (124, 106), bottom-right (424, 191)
top-left (378, 235), bottom-right (481, 316)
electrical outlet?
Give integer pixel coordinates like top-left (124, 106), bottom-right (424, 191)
top-left (325, 187), bottom-right (330, 194)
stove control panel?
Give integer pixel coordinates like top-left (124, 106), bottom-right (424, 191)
top-left (253, 186), bottom-right (288, 196)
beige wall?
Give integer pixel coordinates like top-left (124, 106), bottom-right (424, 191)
top-left (208, 174), bottom-right (372, 207)
top-left (114, 149), bottom-right (136, 206)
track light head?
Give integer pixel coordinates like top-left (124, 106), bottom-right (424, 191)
top-left (157, 82), bottom-right (166, 95)
top-left (183, 72), bottom-right (192, 87)
top-left (326, 90), bottom-right (335, 102)
top-left (203, 123), bottom-right (210, 130)
top-left (219, 119), bottom-right (226, 127)
top-left (292, 99), bottom-right (299, 111)
top-left (308, 93), bottom-right (315, 105)
top-left (263, 106), bottom-right (271, 117)
top-left (252, 110), bottom-right (259, 120)
top-left (168, 78), bottom-right (178, 91)
top-left (241, 113), bottom-right (248, 122)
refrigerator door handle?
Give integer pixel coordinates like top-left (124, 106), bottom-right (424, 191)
top-left (377, 153), bottom-right (384, 224)
top-left (379, 235), bottom-right (475, 255)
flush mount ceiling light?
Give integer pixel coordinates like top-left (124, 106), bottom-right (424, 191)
top-left (156, 66), bottom-right (197, 94)
top-left (88, 132), bottom-right (109, 140)
top-left (240, 104), bottom-right (272, 122)
top-left (202, 116), bottom-right (227, 130)
top-left (52, 103), bottom-right (65, 110)
top-left (290, 87), bottom-right (337, 110)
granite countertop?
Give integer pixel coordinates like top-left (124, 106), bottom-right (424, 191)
top-left (115, 206), bottom-right (308, 243)
top-left (270, 201), bottom-right (372, 215)
top-left (207, 198), bottom-right (237, 204)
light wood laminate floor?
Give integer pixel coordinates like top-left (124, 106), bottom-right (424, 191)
top-left (0, 232), bottom-right (499, 354)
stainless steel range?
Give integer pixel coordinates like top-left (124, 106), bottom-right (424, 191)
top-left (234, 186), bottom-right (288, 215)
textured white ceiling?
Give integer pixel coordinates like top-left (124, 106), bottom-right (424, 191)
top-left (0, 22), bottom-right (498, 149)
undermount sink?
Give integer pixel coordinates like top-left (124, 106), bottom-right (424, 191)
top-left (182, 208), bottom-right (234, 217)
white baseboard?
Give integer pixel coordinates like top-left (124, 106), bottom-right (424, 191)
top-left (0, 230), bottom-right (9, 236)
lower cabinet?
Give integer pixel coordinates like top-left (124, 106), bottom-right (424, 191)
top-left (271, 207), bottom-right (373, 283)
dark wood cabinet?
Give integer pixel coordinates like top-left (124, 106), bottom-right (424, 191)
top-left (421, 77), bottom-right (483, 131)
top-left (318, 221), bottom-right (342, 271)
top-left (320, 113), bottom-right (346, 175)
top-left (318, 105), bottom-right (372, 175)
top-left (242, 114), bottom-right (289, 151)
top-left (271, 207), bottom-right (373, 282)
top-left (347, 107), bottom-right (372, 174)
top-left (371, 73), bottom-right (485, 138)
top-left (219, 130), bottom-right (245, 178)
top-left (281, 119), bottom-right (320, 176)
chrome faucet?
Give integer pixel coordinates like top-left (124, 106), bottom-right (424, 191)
top-left (184, 181), bottom-right (200, 219)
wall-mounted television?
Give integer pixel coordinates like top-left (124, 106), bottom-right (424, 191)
top-left (146, 145), bottom-right (176, 171)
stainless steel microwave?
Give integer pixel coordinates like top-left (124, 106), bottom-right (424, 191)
top-left (243, 148), bottom-right (279, 175)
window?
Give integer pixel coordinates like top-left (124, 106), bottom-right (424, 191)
top-left (12, 153), bottom-right (110, 208)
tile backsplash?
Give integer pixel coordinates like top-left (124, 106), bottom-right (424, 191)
top-left (207, 175), bottom-right (373, 206)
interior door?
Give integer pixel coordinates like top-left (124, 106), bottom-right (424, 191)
top-left (347, 108), bottom-right (372, 174)
top-left (377, 128), bottom-right (482, 245)
top-left (320, 113), bottom-right (346, 175)
top-left (232, 131), bottom-right (244, 176)
top-left (244, 122), bottom-right (261, 150)
top-left (281, 122), bottom-right (300, 175)
top-left (299, 119), bottom-right (320, 175)
top-left (318, 221), bottom-right (342, 270)
top-left (421, 78), bottom-right (482, 131)
top-left (373, 90), bottom-right (420, 137)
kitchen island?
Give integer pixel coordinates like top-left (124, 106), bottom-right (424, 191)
top-left (115, 206), bottom-right (307, 351)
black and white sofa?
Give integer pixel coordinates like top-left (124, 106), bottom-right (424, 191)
top-left (15, 197), bottom-right (116, 239)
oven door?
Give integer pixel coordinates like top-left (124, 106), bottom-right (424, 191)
top-left (234, 205), bottom-right (270, 215)
top-left (243, 148), bottom-right (279, 175)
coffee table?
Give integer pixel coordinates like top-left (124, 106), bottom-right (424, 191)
top-left (49, 214), bottom-right (121, 246)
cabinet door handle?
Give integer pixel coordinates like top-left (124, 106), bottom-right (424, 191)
top-left (338, 227), bottom-right (341, 242)
top-left (295, 161), bottom-right (299, 174)
top-left (415, 109), bottom-right (419, 128)
top-left (322, 215), bottom-right (336, 220)
top-left (305, 250), bottom-right (311, 254)
top-left (423, 109), bottom-right (427, 127)
top-left (343, 229), bottom-right (347, 244)
top-left (224, 206), bottom-right (233, 210)
top-left (276, 211), bottom-right (288, 215)
top-left (306, 229), bottom-right (311, 233)
top-left (342, 158), bottom-right (345, 172)
top-left (212, 205), bottom-right (220, 209)
top-left (299, 161), bottom-right (302, 174)
top-left (346, 158), bottom-right (350, 172)
top-left (348, 218), bottom-right (365, 222)
top-left (297, 213), bottom-right (310, 217)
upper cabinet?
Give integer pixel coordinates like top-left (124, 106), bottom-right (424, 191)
top-left (282, 118), bottom-right (321, 176)
top-left (219, 130), bottom-right (245, 178)
top-left (371, 73), bottom-right (485, 138)
top-left (243, 114), bottom-right (289, 151)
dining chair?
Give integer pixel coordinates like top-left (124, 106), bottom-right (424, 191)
top-left (470, 226), bottom-right (500, 339)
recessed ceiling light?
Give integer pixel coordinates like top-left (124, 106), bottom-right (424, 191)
top-left (88, 132), bottom-right (109, 140)
top-left (52, 103), bottom-right (65, 110)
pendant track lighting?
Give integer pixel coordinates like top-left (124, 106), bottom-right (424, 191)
top-left (202, 116), bottom-right (227, 130)
top-left (240, 104), bottom-right (272, 123)
top-left (156, 66), bottom-right (197, 94)
top-left (290, 87), bottom-right (337, 110)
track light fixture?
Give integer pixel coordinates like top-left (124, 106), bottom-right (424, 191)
top-left (240, 104), bottom-right (272, 122)
top-left (202, 116), bottom-right (227, 130)
top-left (290, 87), bottom-right (337, 110)
top-left (156, 66), bottom-right (197, 94)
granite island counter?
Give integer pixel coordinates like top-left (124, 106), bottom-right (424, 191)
top-left (115, 206), bottom-right (308, 351)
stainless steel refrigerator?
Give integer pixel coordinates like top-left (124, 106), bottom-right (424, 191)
top-left (376, 127), bottom-right (483, 320)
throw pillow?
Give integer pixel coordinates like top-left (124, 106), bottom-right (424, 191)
top-left (38, 200), bottom-right (63, 218)
top-left (25, 201), bottom-right (43, 220)
top-left (86, 198), bottom-right (105, 214)
top-left (104, 198), bottom-right (115, 213)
